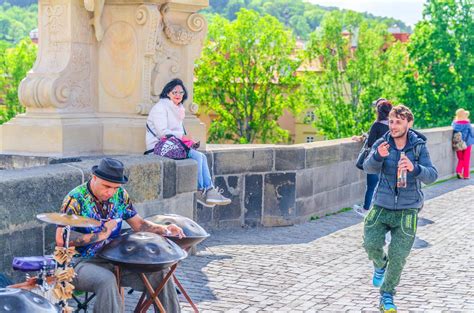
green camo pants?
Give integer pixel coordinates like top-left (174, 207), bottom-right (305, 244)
top-left (363, 205), bottom-right (418, 294)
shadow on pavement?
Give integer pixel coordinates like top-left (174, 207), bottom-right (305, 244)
top-left (203, 211), bottom-right (363, 248)
top-left (174, 253), bottom-right (232, 304)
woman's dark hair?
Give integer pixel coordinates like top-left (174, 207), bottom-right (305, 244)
top-left (159, 78), bottom-right (188, 103)
top-left (376, 99), bottom-right (393, 121)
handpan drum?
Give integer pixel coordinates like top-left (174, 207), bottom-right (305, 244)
top-left (99, 232), bottom-right (187, 272)
top-left (0, 288), bottom-right (59, 313)
top-left (146, 214), bottom-right (210, 250)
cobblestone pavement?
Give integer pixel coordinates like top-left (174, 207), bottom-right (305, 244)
top-left (117, 178), bottom-right (474, 312)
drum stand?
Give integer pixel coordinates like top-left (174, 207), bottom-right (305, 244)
top-left (115, 261), bottom-right (199, 313)
top-left (137, 256), bottom-right (199, 313)
top-left (114, 263), bottom-right (178, 313)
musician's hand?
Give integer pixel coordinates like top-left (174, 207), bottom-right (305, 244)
top-left (165, 224), bottom-right (185, 239)
top-left (102, 219), bottom-right (118, 237)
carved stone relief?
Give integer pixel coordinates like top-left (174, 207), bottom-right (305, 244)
top-left (135, 5), bottom-right (160, 115)
top-left (150, 22), bottom-right (181, 104)
top-left (74, 2), bottom-right (94, 43)
top-left (45, 4), bottom-right (67, 43)
top-left (160, 4), bottom-right (206, 45)
top-left (56, 44), bottom-right (92, 109)
top-left (99, 21), bottom-right (138, 99)
top-left (19, 44), bottom-right (92, 110)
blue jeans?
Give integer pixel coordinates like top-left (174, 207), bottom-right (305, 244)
top-left (363, 173), bottom-right (379, 210)
top-left (188, 149), bottom-right (213, 190)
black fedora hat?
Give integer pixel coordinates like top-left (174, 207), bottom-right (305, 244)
top-left (92, 158), bottom-right (128, 184)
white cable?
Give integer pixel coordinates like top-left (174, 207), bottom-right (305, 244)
top-left (65, 163), bottom-right (85, 184)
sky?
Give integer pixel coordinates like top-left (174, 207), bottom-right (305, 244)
top-left (307, 0), bottom-right (426, 26)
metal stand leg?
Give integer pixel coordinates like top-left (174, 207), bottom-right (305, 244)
top-left (173, 274), bottom-right (199, 313)
top-left (139, 273), bottom-right (166, 313)
top-left (115, 266), bottom-right (125, 308)
top-left (136, 263), bottom-right (178, 313)
top-left (134, 292), bottom-right (146, 313)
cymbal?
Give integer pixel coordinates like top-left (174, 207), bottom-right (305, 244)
top-left (36, 213), bottom-right (101, 228)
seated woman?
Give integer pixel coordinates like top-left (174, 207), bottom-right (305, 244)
top-left (146, 78), bottom-right (231, 207)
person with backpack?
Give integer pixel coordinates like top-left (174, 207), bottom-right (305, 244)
top-left (452, 108), bottom-right (474, 179)
top-left (146, 78), bottom-right (231, 207)
top-left (352, 98), bottom-right (393, 217)
top-left (363, 105), bottom-right (438, 312)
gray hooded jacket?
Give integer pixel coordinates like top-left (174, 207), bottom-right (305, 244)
top-left (363, 129), bottom-right (438, 210)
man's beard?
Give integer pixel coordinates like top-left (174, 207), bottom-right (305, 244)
top-left (391, 126), bottom-right (408, 138)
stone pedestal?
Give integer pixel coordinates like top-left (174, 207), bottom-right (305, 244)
top-left (0, 0), bottom-right (208, 156)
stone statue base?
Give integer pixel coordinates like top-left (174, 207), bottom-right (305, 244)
top-left (0, 114), bottom-right (149, 156)
top-left (0, 0), bottom-right (208, 156)
top-left (1, 115), bottom-right (206, 156)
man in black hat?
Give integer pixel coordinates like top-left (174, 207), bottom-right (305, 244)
top-left (55, 157), bottom-right (185, 312)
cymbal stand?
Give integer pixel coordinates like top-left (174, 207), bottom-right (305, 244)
top-left (53, 225), bottom-right (76, 313)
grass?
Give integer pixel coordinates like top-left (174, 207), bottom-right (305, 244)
top-left (309, 207), bottom-right (352, 221)
top-left (425, 175), bottom-right (457, 187)
top-left (425, 169), bottom-right (474, 187)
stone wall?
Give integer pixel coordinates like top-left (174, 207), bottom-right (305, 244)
top-left (0, 126), bottom-right (470, 279)
top-left (197, 127), bottom-right (464, 229)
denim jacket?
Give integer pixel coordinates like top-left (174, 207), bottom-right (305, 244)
top-left (452, 120), bottom-right (474, 146)
top-left (363, 129), bottom-right (438, 210)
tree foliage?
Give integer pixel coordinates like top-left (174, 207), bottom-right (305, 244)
top-left (0, 0), bottom-right (37, 7)
top-left (194, 9), bottom-right (303, 144)
top-left (0, 37), bottom-right (37, 124)
top-left (206, 0), bottom-right (411, 39)
top-left (302, 11), bottom-right (410, 139)
top-left (0, 2), bottom-right (37, 43)
top-left (402, 0), bottom-right (473, 127)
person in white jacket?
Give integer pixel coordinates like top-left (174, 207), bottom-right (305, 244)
top-left (146, 78), bottom-right (231, 207)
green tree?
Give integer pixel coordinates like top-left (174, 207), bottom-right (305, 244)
top-left (224, 0), bottom-right (247, 20)
top-left (0, 3), bottom-right (37, 43)
top-left (208, 0), bottom-right (230, 14)
top-left (205, 0), bottom-right (410, 40)
top-left (403, 0), bottom-right (473, 127)
top-left (303, 12), bottom-right (410, 139)
top-left (194, 9), bottom-right (303, 144)
top-left (0, 37), bottom-right (37, 124)
top-left (303, 7), bottom-right (326, 31)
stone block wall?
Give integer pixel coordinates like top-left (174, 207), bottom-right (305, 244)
top-left (196, 140), bottom-right (366, 229)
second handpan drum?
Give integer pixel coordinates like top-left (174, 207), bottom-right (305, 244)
top-left (0, 288), bottom-right (59, 313)
top-left (98, 232), bottom-right (187, 272)
top-left (145, 214), bottom-right (210, 250)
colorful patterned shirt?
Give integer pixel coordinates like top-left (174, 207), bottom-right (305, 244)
top-left (59, 182), bottom-right (137, 258)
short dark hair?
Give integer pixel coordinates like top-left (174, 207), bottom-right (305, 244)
top-left (159, 78), bottom-right (188, 103)
top-left (376, 99), bottom-right (393, 121)
top-left (389, 105), bottom-right (414, 123)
